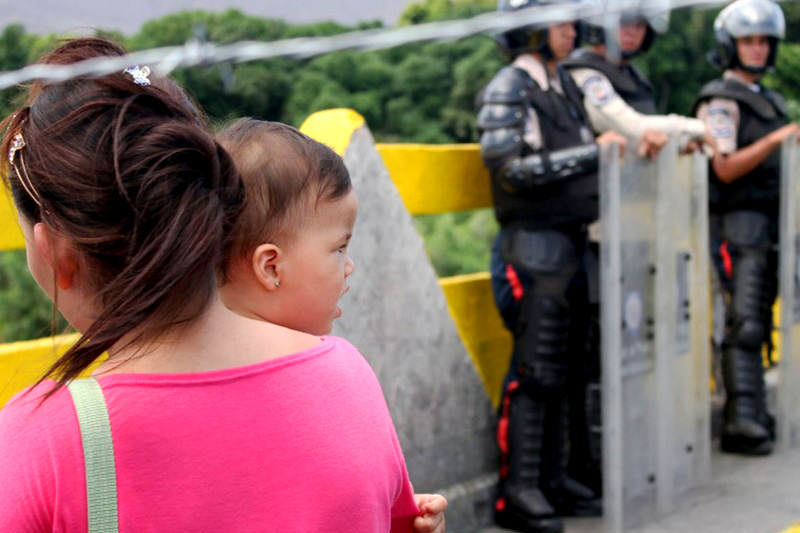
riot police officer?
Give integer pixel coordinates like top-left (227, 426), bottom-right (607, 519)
top-left (478, 1), bottom-right (626, 530)
top-left (555, 0), bottom-right (716, 496)
top-left (562, 0), bottom-right (712, 155)
top-left (694, 0), bottom-right (799, 456)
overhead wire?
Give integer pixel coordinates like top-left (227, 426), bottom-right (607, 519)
top-left (0, 0), bottom-right (740, 91)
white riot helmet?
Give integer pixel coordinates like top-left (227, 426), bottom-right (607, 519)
top-left (493, 0), bottom-right (586, 59)
top-left (710, 0), bottom-right (785, 73)
top-left (582, 0), bottom-right (671, 57)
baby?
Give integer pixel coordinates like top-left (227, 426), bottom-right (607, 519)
top-left (217, 118), bottom-right (447, 532)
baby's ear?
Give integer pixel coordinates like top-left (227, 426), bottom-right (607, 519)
top-left (251, 243), bottom-right (282, 292)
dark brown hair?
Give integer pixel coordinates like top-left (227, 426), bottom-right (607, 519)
top-left (0, 38), bottom-right (245, 392)
top-left (216, 119), bottom-right (351, 276)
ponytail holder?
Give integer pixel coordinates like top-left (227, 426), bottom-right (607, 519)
top-left (123, 65), bottom-right (151, 87)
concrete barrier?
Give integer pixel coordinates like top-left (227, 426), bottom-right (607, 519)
top-left (301, 109), bottom-right (499, 530)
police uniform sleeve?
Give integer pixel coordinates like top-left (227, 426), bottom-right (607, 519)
top-left (696, 97), bottom-right (739, 155)
top-left (478, 67), bottom-right (599, 195)
top-left (570, 67), bottom-right (707, 142)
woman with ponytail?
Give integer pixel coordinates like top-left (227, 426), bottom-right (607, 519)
top-left (0, 38), bottom-right (421, 532)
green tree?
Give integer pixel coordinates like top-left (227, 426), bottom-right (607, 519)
top-left (764, 43), bottom-right (800, 121)
top-left (0, 251), bottom-right (68, 342)
top-left (414, 210), bottom-right (498, 276)
top-left (0, 25), bottom-right (36, 117)
top-left (399, 0), bottom-right (495, 25)
top-left (442, 37), bottom-right (503, 141)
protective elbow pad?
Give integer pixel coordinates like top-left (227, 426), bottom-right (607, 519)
top-left (500, 143), bottom-right (600, 190)
top-left (546, 144), bottom-right (599, 181)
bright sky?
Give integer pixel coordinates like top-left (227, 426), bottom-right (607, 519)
top-left (0, 0), bottom-right (412, 36)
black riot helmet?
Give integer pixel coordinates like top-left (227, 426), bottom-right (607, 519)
top-left (709, 0), bottom-right (785, 74)
top-left (581, 0), bottom-right (670, 58)
top-left (493, 0), bottom-right (584, 60)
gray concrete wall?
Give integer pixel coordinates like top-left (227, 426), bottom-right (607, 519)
top-left (331, 125), bottom-right (498, 529)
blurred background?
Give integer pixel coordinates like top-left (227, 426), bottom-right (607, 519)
top-left (1, 0), bottom-right (799, 343)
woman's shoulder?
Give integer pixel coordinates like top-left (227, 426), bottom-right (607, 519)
top-left (324, 335), bottom-right (359, 353)
top-left (0, 381), bottom-right (78, 450)
top-left (322, 336), bottom-right (374, 369)
top-left (0, 382), bottom-right (84, 531)
top-left (2, 380), bottom-right (69, 416)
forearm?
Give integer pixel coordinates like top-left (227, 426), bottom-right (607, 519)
top-left (587, 99), bottom-right (706, 140)
top-left (497, 143), bottom-right (599, 192)
top-left (712, 134), bottom-right (781, 183)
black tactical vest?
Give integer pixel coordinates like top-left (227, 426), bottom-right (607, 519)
top-left (693, 77), bottom-right (788, 215)
top-left (562, 49), bottom-right (657, 115)
top-left (489, 65), bottom-right (599, 229)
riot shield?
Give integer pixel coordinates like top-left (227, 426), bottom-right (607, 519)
top-left (658, 151), bottom-right (711, 505)
top-left (778, 136), bottom-right (800, 449)
top-left (688, 152), bottom-right (712, 484)
top-left (601, 144), bottom-right (659, 532)
top-left (601, 144), bottom-right (711, 532)
top-left (654, 143), bottom-right (679, 516)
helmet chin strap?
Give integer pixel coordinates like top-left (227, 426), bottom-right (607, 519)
top-left (620, 47), bottom-right (642, 60)
top-left (740, 63), bottom-right (768, 75)
top-left (733, 54), bottom-right (769, 75)
top-left (539, 44), bottom-right (555, 61)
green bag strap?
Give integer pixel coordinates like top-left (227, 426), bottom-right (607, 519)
top-left (67, 377), bottom-right (119, 533)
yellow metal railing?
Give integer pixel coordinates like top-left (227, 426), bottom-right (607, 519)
top-left (0, 188), bottom-right (24, 250)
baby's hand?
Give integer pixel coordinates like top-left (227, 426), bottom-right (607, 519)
top-left (412, 493), bottom-right (447, 533)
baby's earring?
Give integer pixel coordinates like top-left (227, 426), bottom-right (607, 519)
top-left (274, 280), bottom-right (280, 288)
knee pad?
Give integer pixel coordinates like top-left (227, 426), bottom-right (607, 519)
top-left (503, 229), bottom-right (579, 276)
top-left (723, 211), bottom-right (770, 250)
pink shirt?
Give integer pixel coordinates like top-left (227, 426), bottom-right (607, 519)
top-left (0, 336), bottom-right (419, 532)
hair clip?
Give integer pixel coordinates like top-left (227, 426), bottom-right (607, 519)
top-left (8, 131), bottom-right (43, 208)
top-left (123, 65), bottom-right (151, 87)
top-left (8, 132), bottom-right (25, 165)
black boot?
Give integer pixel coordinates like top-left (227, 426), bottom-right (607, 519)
top-left (542, 398), bottom-right (602, 517)
top-left (567, 313), bottom-right (603, 496)
top-left (496, 391), bottom-right (563, 533)
top-left (720, 348), bottom-right (773, 455)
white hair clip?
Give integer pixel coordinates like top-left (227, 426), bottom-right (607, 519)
top-left (8, 132), bottom-right (25, 165)
top-left (123, 65), bottom-right (151, 87)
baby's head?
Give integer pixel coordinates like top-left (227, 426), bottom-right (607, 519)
top-left (218, 119), bottom-right (357, 335)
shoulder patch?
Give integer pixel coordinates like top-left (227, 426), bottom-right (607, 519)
top-left (707, 106), bottom-right (734, 139)
top-left (582, 74), bottom-right (617, 107)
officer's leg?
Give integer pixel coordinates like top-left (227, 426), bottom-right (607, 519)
top-left (494, 230), bottom-right (595, 531)
top-left (758, 248), bottom-right (779, 439)
top-left (720, 211), bottom-right (774, 455)
top-left (497, 382), bottom-right (562, 533)
top-left (492, 232), bottom-right (563, 532)
top-left (541, 381), bottom-right (602, 517)
top-left (491, 232), bottom-right (527, 334)
top-left (710, 214), bottom-right (730, 396)
top-left (565, 241), bottom-right (602, 497)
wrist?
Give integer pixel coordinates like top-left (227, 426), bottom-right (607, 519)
top-left (764, 131), bottom-right (780, 150)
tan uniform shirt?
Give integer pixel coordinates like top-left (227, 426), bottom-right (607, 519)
top-left (512, 54), bottom-right (594, 151)
top-left (695, 71), bottom-right (761, 155)
top-left (568, 67), bottom-right (707, 147)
